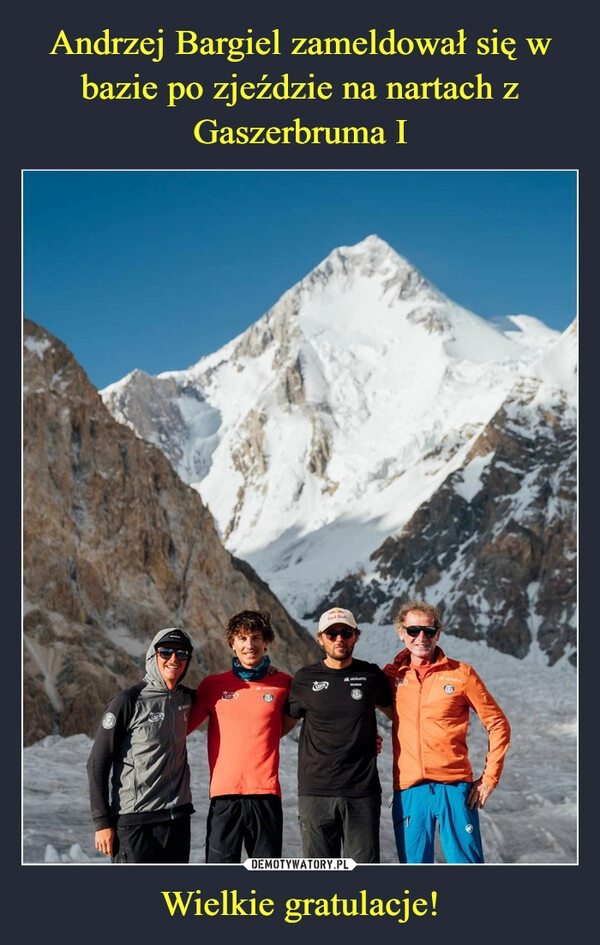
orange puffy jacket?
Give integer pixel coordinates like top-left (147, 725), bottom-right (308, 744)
top-left (383, 646), bottom-right (510, 791)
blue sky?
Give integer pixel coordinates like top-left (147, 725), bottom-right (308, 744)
top-left (23, 170), bottom-right (577, 391)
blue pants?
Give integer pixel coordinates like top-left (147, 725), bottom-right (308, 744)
top-left (392, 782), bottom-right (484, 863)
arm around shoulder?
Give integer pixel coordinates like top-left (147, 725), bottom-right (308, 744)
top-left (187, 679), bottom-right (211, 734)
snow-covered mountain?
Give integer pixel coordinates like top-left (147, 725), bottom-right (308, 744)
top-left (102, 235), bottom-right (577, 661)
top-left (309, 323), bottom-right (577, 665)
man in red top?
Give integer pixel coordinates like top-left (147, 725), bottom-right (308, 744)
top-left (187, 610), bottom-right (296, 862)
top-left (382, 600), bottom-right (510, 863)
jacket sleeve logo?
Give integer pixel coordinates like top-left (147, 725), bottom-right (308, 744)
top-left (102, 712), bottom-right (117, 729)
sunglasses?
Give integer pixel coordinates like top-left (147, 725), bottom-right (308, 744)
top-left (403, 626), bottom-right (438, 638)
top-left (156, 647), bottom-right (191, 660)
top-left (322, 628), bottom-right (355, 640)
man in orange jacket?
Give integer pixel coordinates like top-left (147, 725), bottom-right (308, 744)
top-left (382, 599), bottom-right (510, 863)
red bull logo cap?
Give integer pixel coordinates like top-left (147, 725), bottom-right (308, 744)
top-left (318, 607), bottom-right (358, 634)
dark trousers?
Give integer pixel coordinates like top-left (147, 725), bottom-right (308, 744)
top-left (205, 795), bottom-right (283, 863)
top-left (112, 816), bottom-right (191, 864)
top-left (298, 794), bottom-right (381, 863)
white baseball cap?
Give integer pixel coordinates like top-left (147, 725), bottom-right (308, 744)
top-left (318, 607), bottom-right (358, 634)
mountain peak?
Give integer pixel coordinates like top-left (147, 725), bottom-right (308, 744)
top-left (335, 233), bottom-right (396, 259)
top-left (259, 234), bottom-right (446, 342)
top-left (317, 233), bottom-right (418, 281)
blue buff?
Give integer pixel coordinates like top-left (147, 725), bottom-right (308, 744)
top-left (231, 654), bottom-right (271, 681)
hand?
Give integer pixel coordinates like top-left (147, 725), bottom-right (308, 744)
top-left (95, 827), bottom-right (115, 857)
top-left (281, 713), bottom-right (298, 737)
top-left (467, 778), bottom-right (495, 810)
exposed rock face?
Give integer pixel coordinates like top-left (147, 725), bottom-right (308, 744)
top-left (23, 319), bottom-right (320, 746)
top-left (307, 368), bottom-right (577, 667)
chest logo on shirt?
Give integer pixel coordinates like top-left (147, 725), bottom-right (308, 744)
top-left (102, 712), bottom-right (117, 729)
top-left (444, 684), bottom-right (455, 694)
top-left (350, 688), bottom-right (363, 700)
top-left (263, 693), bottom-right (274, 703)
top-left (312, 681), bottom-right (329, 691)
top-left (221, 691), bottom-right (240, 700)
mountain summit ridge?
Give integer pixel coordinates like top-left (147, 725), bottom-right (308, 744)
top-left (100, 236), bottom-right (575, 662)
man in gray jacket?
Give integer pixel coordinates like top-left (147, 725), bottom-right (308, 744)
top-left (86, 627), bottom-right (196, 863)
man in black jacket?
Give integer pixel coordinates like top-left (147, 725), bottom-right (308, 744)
top-left (286, 607), bottom-right (392, 863)
top-left (86, 627), bottom-right (196, 863)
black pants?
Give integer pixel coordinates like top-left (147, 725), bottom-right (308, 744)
top-left (112, 816), bottom-right (191, 864)
top-left (205, 795), bottom-right (283, 863)
top-left (298, 795), bottom-right (381, 863)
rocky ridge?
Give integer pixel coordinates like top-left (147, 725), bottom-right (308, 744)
top-left (23, 318), bottom-right (320, 746)
top-left (307, 329), bottom-right (577, 666)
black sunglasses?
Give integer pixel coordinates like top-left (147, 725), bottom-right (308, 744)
top-left (156, 647), bottom-right (191, 660)
top-left (322, 628), bottom-right (355, 640)
top-left (404, 626), bottom-right (438, 638)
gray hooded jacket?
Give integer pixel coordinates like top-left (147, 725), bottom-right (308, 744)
top-left (86, 628), bottom-right (196, 830)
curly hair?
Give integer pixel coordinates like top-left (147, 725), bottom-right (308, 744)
top-left (394, 600), bottom-right (443, 632)
top-left (225, 610), bottom-right (275, 646)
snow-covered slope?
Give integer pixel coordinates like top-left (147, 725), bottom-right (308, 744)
top-left (102, 236), bottom-right (573, 633)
